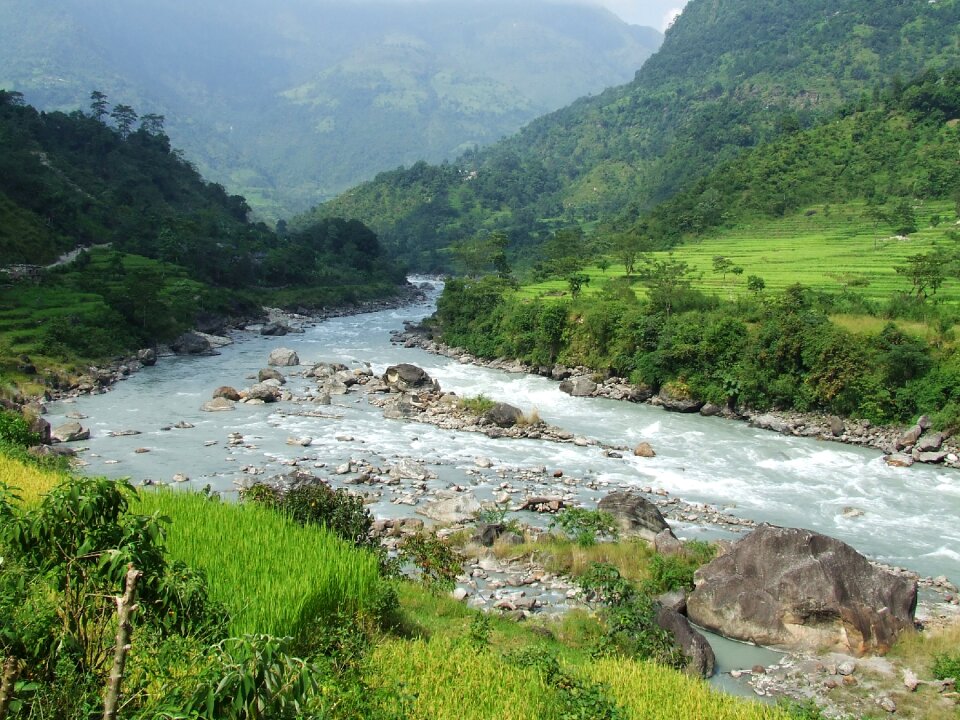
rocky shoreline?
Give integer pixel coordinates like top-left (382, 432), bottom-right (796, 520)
top-left (391, 322), bottom-right (960, 472)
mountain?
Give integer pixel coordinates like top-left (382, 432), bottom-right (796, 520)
top-left (0, 0), bottom-right (661, 221)
top-left (309, 0), bottom-right (960, 269)
top-left (0, 91), bottom-right (404, 372)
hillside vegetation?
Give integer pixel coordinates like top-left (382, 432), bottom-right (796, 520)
top-left (0, 430), bottom-right (809, 720)
top-left (0, 0), bottom-right (661, 219)
top-left (311, 0), bottom-right (960, 269)
top-left (0, 91), bottom-right (405, 390)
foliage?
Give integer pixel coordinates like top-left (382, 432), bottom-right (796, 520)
top-left (645, 542), bottom-right (717, 595)
top-left (0, 411), bottom-right (38, 448)
top-left (241, 478), bottom-right (374, 550)
top-left (399, 531), bottom-right (464, 594)
top-left (931, 651), bottom-right (960, 680)
top-left (457, 394), bottom-right (497, 416)
top-left (505, 646), bottom-right (624, 720)
top-left (577, 563), bottom-right (684, 669)
top-left (549, 508), bottom-right (619, 547)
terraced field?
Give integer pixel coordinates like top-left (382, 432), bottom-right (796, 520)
top-left (522, 201), bottom-right (960, 305)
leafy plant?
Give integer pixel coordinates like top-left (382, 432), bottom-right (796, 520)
top-left (0, 411), bottom-right (38, 448)
top-left (645, 542), bottom-right (716, 594)
top-left (549, 508), bottom-right (618, 547)
top-left (457, 394), bottom-right (497, 415)
top-left (399, 532), bottom-right (463, 593)
top-left (931, 651), bottom-right (960, 680)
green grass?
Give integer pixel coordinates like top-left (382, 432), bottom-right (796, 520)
top-left (134, 489), bottom-right (385, 639)
top-left (521, 201), bottom-right (960, 305)
top-left (0, 453), bottom-right (66, 506)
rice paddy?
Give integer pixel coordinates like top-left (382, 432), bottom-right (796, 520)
top-left (520, 200), bottom-right (960, 305)
top-left (0, 452), bottom-right (66, 505)
top-left (134, 489), bottom-right (385, 639)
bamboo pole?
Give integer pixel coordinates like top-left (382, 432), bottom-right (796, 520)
top-left (102, 564), bottom-right (143, 720)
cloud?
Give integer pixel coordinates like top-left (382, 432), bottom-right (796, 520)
top-left (583, 0), bottom-right (688, 30)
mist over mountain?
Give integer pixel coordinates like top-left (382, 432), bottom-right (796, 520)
top-left (0, 0), bottom-right (661, 220)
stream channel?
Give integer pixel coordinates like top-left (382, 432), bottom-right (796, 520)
top-left (46, 279), bottom-right (960, 697)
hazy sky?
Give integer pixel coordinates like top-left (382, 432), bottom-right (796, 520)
top-left (585, 0), bottom-right (687, 30)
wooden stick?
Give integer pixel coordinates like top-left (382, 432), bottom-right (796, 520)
top-left (102, 564), bottom-right (143, 720)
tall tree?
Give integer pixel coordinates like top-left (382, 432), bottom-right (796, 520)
top-left (110, 104), bottom-right (138, 139)
top-left (90, 90), bottom-right (109, 122)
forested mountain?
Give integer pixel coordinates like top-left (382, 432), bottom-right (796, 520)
top-left (310, 0), bottom-right (960, 269)
top-left (642, 69), bottom-right (960, 243)
top-left (0, 0), bottom-right (661, 220)
top-left (0, 92), bottom-right (404, 370)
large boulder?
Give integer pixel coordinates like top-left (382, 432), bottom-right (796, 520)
top-left (267, 348), bottom-right (300, 367)
top-left (258, 368), bottom-right (286, 384)
top-left (213, 386), bottom-right (241, 401)
top-left (559, 376), bottom-right (597, 397)
top-left (418, 493), bottom-right (482, 524)
top-left (201, 397), bottom-right (235, 412)
top-left (598, 491), bottom-right (671, 542)
top-left (29, 416), bottom-right (51, 445)
top-left (260, 321), bottom-right (289, 336)
top-left (655, 606), bottom-right (715, 678)
top-left (687, 524), bottom-right (917, 655)
top-left (657, 385), bottom-right (704, 413)
top-left (383, 364), bottom-right (438, 392)
top-left (137, 348), bottom-right (157, 366)
top-left (244, 383), bottom-right (281, 403)
top-left (170, 332), bottom-right (213, 355)
top-left (51, 421), bottom-right (90, 443)
top-left (483, 402), bottom-right (524, 428)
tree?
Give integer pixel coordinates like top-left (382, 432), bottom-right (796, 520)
top-left (596, 257), bottom-right (611, 274)
top-left (543, 227), bottom-right (586, 277)
top-left (638, 254), bottom-right (697, 317)
top-left (90, 90), bottom-right (108, 122)
top-left (747, 275), bottom-right (766, 293)
top-left (138, 113), bottom-right (165, 136)
top-left (109, 104), bottom-right (138, 139)
top-left (613, 233), bottom-right (645, 276)
top-left (892, 199), bottom-right (918, 235)
top-left (712, 255), bottom-right (734, 281)
top-left (567, 273), bottom-right (590, 298)
top-left (896, 250), bottom-right (948, 301)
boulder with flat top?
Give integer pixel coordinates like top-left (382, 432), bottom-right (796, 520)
top-left (598, 490), bottom-right (671, 542)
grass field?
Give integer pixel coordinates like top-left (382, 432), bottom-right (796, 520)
top-left (521, 201), bottom-right (960, 306)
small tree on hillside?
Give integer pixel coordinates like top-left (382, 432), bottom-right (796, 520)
top-left (110, 104), bottom-right (138, 139)
top-left (90, 90), bottom-right (108, 122)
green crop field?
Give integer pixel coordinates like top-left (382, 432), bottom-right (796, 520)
top-left (520, 201), bottom-right (960, 306)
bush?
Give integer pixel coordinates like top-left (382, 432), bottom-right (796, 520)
top-left (399, 532), bottom-right (464, 593)
top-left (458, 394), bottom-right (497, 415)
top-left (550, 508), bottom-right (619, 547)
top-left (0, 410), bottom-right (38, 447)
top-left (932, 651), bottom-right (960, 680)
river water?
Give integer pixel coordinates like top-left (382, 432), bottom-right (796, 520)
top-left (47, 280), bottom-right (959, 587)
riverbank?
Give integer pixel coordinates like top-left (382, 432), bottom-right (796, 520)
top-left (391, 322), bottom-right (960, 472)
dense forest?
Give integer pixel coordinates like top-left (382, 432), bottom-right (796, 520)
top-left (309, 0), bottom-right (960, 270)
top-left (0, 90), bottom-right (406, 378)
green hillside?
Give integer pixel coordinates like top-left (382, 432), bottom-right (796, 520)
top-left (0, 91), bottom-right (405, 389)
top-left (310, 0), bottom-right (960, 269)
top-left (0, 0), bottom-right (661, 220)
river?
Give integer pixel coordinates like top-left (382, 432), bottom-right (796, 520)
top-left (47, 279), bottom-right (959, 587)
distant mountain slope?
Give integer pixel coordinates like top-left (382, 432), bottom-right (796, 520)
top-left (0, 0), bottom-right (661, 220)
top-left (310, 0), bottom-right (960, 269)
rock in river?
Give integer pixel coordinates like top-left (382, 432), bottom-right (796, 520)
top-left (52, 421), bottom-right (90, 443)
top-left (267, 348), bottom-right (300, 367)
top-left (687, 524), bottom-right (917, 656)
top-left (598, 490), bottom-right (671, 542)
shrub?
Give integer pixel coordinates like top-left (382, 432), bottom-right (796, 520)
top-left (399, 532), bottom-right (464, 593)
top-left (0, 410), bottom-right (38, 447)
top-left (932, 651), bottom-right (960, 680)
top-left (550, 508), bottom-right (619, 547)
top-left (458, 394), bottom-right (496, 415)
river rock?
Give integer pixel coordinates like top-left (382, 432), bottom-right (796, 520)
top-left (383, 363), bottom-right (438, 392)
top-left (51, 421), bottom-right (90, 443)
top-left (655, 606), bottom-right (715, 678)
top-left (260, 321), bottom-right (289, 336)
top-left (829, 415), bottom-right (845, 437)
top-left (213, 386), bottom-right (241, 401)
top-left (418, 493), bottom-right (482, 523)
top-left (895, 424), bottom-right (923, 450)
top-left (915, 432), bottom-right (944, 452)
top-left (598, 491), bottom-right (671, 541)
top-left (29, 416), bottom-right (51, 445)
top-left (654, 528), bottom-right (685, 556)
top-left (137, 348), bottom-right (157, 366)
top-left (916, 450), bottom-right (948, 464)
top-left (699, 403), bottom-right (723, 417)
top-left (267, 348), bottom-right (300, 367)
top-left (258, 368), bottom-right (286, 384)
top-left (244, 383), bottom-right (281, 403)
top-left (657, 386), bottom-right (704, 413)
top-left (201, 397), bottom-right (235, 412)
top-left (633, 442), bottom-right (656, 458)
top-left (559, 376), bottom-right (597, 397)
top-left (483, 402), bottom-right (524, 428)
top-left (884, 453), bottom-right (914, 468)
top-left (687, 524), bottom-right (917, 655)
top-left (750, 413), bottom-right (791, 434)
top-left (171, 331), bottom-right (213, 355)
